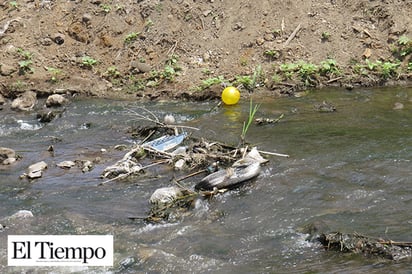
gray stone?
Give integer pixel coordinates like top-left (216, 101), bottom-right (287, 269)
top-left (82, 13), bottom-right (92, 24)
top-left (45, 94), bottom-right (68, 107)
top-left (0, 63), bottom-right (17, 76)
top-left (57, 160), bottom-right (76, 169)
top-left (136, 62), bottom-right (151, 73)
top-left (27, 161), bottom-right (47, 179)
top-left (11, 91), bottom-right (37, 111)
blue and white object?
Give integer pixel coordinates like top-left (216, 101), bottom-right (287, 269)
top-left (143, 132), bottom-right (187, 152)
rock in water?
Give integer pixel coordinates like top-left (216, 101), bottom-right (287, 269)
top-left (0, 147), bottom-right (16, 165)
top-left (57, 160), bottom-right (76, 169)
top-left (11, 91), bottom-right (37, 111)
top-left (9, 210), bottom-right (34, 219)
top-left (27, 161), bottom-right (48, 179)
top-left (45, 94), bottom-right (68, 107)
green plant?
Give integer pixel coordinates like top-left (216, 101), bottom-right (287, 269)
top-left (234, 65), bottom-right (262, 92)
top-left (194, 76), bottom-right (227, 91)
top-left (408, 62), bottom-right (412, 71)
top-left (263, 49), bottom-right (279, 60)
top-left (17, 48), bottom-right (33, 60)
top-left (124, 32), bottom-right (140, 44)
top-left (166, 54), bottom-right (179, 67)
top-left (241, 98), bottom-right (260, 144)
top-left (45, 67), bottom-right (62, 82)
top-left (397, 35), bottom-right (411, 57)
top-left (127, 77), bottom-right (145, 93)
top-left (100, 4), bottom-right (111, 13)
top-left (352, 63), bottom-right (368, 75)
top-left (16, 48), bottom-right (34, 74)
top-left (81, 56), bottom-right (97, 69)
top-left (280, 62), bottom-right (298, 79)
top-left (365, 59), bottom-right (378, 71)
top-left (162, 65), bottom-right (177, 81)
top-left (234, 75), bottom-right (252, 89)
top-left (144, 19), bottom-right (154, 31)
top-left (239, 57), bottom-right (248, 66)
top-left (380, 61), bottom-right (400, 79)
top-left (18, 60), bottom-right (33, 75)
top-left (9, 1), bottom-right (18, 9)
top-left (297, 61), bottom-right (318, 85)
top-left (271, 73), bottom-right (282, 84)
top-left (115, 4), bottom-right (125, 12)
top-left (252, 65), bottom-right (262, 87)
top-left (105, 66), bottom-right (120, 78)
top-left (319, 59), bottom-right (341, 76)
top-left (321, 32), bottom-right (331, 41)
top-left (201, 68), bottom-right (212, 75)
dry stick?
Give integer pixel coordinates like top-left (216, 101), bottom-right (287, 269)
top-left (174, 169), bottom-right (208, 183)
top-left (258, 149), bottom-right (290, 158)
top-left (284, 23), bottom-right (301, 47)
top-left (125, 107), bottom-right (161, 125)
top-left (326, 76), bottom-right (343, 83)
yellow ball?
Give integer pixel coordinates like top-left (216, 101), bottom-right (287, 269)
top-left (221, 86), bottom-right (240, 105)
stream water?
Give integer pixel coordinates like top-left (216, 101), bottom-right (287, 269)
top-left (0, 87), bottom-right (411, 273)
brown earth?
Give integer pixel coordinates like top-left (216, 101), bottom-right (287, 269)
top-left (0, 0), bottom-right (411, 102)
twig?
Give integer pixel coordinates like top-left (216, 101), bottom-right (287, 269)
top-left (258, 150), bottom-right (289, 158)
top-left (166, 40), bottom-right (178, 57)
top-left (174, 169), bottom-right (208, 183)
top-left (143, 146), bottom-right (173, 158)
top-left (326, 76), bottom-right (343, 83)
top-left (125, 107), bottom-right (162, 125)
top-left (165, 125), bottom-right (200, 131)
top-left (284, 23), bottom-right (301, 47)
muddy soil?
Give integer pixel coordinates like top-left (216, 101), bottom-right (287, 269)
top-left (0, 0), bottom-right (411, 102)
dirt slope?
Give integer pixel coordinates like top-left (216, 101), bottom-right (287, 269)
top-left (0, 0), bottom-right (411, 101)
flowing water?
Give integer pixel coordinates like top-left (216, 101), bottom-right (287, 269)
top-left (0, 87), bottom-right (411, 273)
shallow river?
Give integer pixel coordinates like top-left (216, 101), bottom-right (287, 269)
top-left (1, 87), bottom-right (411, 273)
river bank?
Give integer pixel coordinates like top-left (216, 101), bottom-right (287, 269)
top-left (0, 1), bottom-right (411, 102)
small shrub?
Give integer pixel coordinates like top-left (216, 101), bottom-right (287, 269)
top-left (105, 66), bottom-right (120, 78)
top-left (319, 59), bottom-right (341, 76)
top-left (45, 67), bottom-right (62, 82)
top-left (100, 4), bottom-right (111, 13)
top-left (18, 60), bottom-right (33, 75)
top-left (81, 56), bottom-right (98, 69)
top-left (124, 32), bottom-right (140, 44)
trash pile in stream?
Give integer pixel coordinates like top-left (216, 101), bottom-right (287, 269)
top-left (100, 111), bottom-right (275, 223)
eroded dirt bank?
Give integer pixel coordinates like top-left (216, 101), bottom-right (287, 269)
top-left (0, 0), bottom-right (411, 102)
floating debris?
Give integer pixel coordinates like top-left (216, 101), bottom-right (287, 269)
top-left (146, 186), bottom-right (198, 222)
top-left (142, 132), bottom-right (187, 152)
top-left (314, 101), bottom-right (336, 112)
top-left (255, 113), bottom-right (284, 125)
top-left (318, 232), bottom-right (412, 261)
top-left (195, 162), bottom-right (261, 191)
